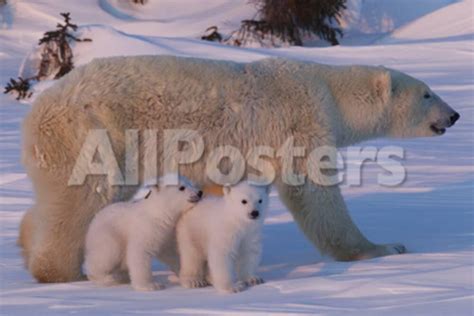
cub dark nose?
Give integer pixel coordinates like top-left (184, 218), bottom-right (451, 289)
top-left (197, 190), bottom-right (203, 198)
top-left (450, 112), bottom-right (460, 125)
top-left (249, 210), bottom-right (259, 219)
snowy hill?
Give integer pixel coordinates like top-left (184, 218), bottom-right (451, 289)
top-left (0, 0), bottom-right (473, 315)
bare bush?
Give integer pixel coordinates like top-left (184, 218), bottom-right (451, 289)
top-left (4, 12), bottom-right (91, 100)
top-left (201, 26), bottom-right (223, 43)
top-left (204, 0), bottom-right (346, 48)
top-left (254, 0), bottom-right (347, 46)
top-left (224, 20), bottom-right (288, 48)
top-left (37, 12), bottom-right (91, 80)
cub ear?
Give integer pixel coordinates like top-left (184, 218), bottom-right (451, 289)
top-left (222, 184), bottom-right (231, 195)
top-left (373, 68), bottom-right (392, 105)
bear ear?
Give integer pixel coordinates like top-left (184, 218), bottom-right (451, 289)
top-left (222, 184), bottom-right (231, 195)
top-left (373, 69), bottom-right (392, 105)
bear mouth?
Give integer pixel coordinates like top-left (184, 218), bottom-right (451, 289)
top-left (430, 124), bottom-right (446, 135)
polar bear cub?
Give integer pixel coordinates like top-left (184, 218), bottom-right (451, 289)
top-left (84, 175), bottom-right (202, 291)
top-left (177, 182), bottom-right (270, 293)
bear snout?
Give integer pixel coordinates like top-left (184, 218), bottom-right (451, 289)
top-left (188, 192), bottom-right (202, 203)
top-left (249, 210), bottom-right (260, 220)
top-left (429, 109), bottom-right (460, 135)
top-left (450, 112), bottom-right (460, 126)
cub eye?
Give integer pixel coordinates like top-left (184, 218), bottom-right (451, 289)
top-left (258, 199), bottom-right (262, 204)
top-left (241, 199), bottom-right (247, 204)
top-left (179, 186), bottom-right (186, 191)
top-left (424, 93), bottom-right (431, 99)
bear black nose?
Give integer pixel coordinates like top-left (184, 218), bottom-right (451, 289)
top-left (450, 112), bottom-right (460, 125)
top-left (249, 210), bottom-right (259, 219)
top-left (197, 190), bottom-right (203, 198)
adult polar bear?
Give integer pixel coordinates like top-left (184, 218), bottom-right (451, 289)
top-left (19, 56), bottom-right (459, 282)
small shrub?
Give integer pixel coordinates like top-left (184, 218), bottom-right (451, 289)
top-left (254, 0), bottom-right (347, 46)
top-left (4, 12), bottom-right (91, 100)
top-left (204, 0), bottom-right (347, 48)
top-left (37, 12), bottom-right (91, 80)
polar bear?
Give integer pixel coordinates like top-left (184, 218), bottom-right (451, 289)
top-left (177, 182), bottom-right (269, 293)
top-left (84, 175), bottom-right (202, 291)
top-left (19, 56), bottom-right (460, 282)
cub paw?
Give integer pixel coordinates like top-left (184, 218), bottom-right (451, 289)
top-left (220, 281), bottom-right (247, 294)
top-left (132, 282), bottom-right (165, 291)
top-left (180, 278), bottom-right (209, 288)
top-left (89, 274), bottom-right (120, 286)
top-left (245, 276), bottom-right (264, 286)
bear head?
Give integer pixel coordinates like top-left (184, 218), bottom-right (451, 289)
top-left (385, 68), bottom-right (460, 138)
top-left (222, 182), bottom-right (270, 223)
top-left (145, 174), bottom-right (203, 213)
top-left (330, 65), bottom-right (460, 145)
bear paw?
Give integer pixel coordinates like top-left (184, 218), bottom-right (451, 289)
top-left (220, 281), bottom-right (247, 294)
top-left (374, 243), bottom-right (407, 256)
top-left (355, 243), bottom-right (407, 260)
top-left (386, 243), bottom-right (407, 254)
top-left (89, 274), bottom-right (121, 286)
top-left (180, 278), bottom-right (209, 288)
top-left (132, 281), bottom-right (165, 292)
top-left (231, 281), bottom-right (248, 293)
top-left (245, 276), bottom-right (264, 286)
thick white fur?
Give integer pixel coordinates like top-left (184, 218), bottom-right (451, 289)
top-left (84, 176), bottom-right (201, 291)
top-left (177, 182), bottom-right (269, 294)
top-left (19, 56), bottom-right (458, 282)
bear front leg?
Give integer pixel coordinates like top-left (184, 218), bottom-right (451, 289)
top-left (208, 249), bottom-right (246, 294)
top-left (276, 181), bottom-right (406, 261)
top-left (126, 242), bottom-right (164, 291)
top-left (236, 235), bottom-right (264, 287)
top-left (178, 243), bottom-right (208, 288)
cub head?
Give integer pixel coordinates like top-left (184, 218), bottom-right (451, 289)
top-left (145, 174), bottom-right (202, 213)
top-left (222, 182), bottom-right (270, 222)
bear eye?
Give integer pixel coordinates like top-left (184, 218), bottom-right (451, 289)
top-left (424, 93), bottom-right (431, 99)
top-left (179, 186), bottom-right (186, 191)
top-left (241, 199), bottom-right (247, 204)
top-left (258, 199), bottom-right (262, 204)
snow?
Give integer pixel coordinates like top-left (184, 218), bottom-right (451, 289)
top-left (1, 0), bottom-right (473, 314)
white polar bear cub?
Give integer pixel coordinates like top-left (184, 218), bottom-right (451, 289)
top-left (177, 182), bottom-right (270, 293)
top-left (84, 175), bottom-right (202, 291)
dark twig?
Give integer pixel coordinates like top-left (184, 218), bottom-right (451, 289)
top-left (4, 77), bottom-right (33, 100)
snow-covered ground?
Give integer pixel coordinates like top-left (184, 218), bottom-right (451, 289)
top-left (1, 0), bottom-right (473, 315)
